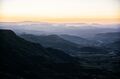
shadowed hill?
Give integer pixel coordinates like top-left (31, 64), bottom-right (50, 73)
top-left (0, 29), bottom-right (83, 79)
top-left (20, 34), bottom-right (81, 55)
top-left (0, 29), bottom-right (119, 79)
top-left (0, 29), bottom-right (79, 63)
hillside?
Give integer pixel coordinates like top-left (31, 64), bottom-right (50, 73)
top-left (0, 29), bottom-right (82, 79)
top-left (20, 34), bottom-right (81, 55)
top-left (60, 34), bottom-right (97, 46)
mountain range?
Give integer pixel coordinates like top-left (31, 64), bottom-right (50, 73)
top-left (0, 29), bottom-right (120, 79)
top-left (20, 34), bottom-right (108, 56)
top-left (20, 34), bottom-right (83, 55)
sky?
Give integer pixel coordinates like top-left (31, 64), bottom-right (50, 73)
top-left (0, 0), bottom-right (120, 23)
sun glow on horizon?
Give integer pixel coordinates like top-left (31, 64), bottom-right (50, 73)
top-left (0, 0), bottom-right (120, 24)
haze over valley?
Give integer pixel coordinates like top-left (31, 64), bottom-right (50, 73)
top-left (0, 0), bottom-right (120, 79)
top-left (0, 22), bottom-right (120, 38)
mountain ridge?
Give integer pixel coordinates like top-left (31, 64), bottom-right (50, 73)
top-left (0, 29), bottom-right (119, 79)
top-left (20, 34), bottom-right (81, 55)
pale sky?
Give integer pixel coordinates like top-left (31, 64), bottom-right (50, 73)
top-left (0, 0), bottom-right (120, 23)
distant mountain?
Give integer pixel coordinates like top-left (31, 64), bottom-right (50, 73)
top-left (93, 32), bottom-right (120, 44)
top-left (20, 34), bottom-right (82, 55)
top-left (60, 34), bottom-right (97, 46)
top-left (20, 34), bottom-right (111, 56)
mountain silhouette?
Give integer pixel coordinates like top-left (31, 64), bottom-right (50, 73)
top-left (0, 29), bottom-right (83, 79)
top-left (0, 29), bottom-right (119, 79)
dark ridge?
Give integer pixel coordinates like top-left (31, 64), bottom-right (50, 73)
top-left (0, 29), bottom-right (119, 79)
top-left (0, 29), bottom-right (16, 35)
